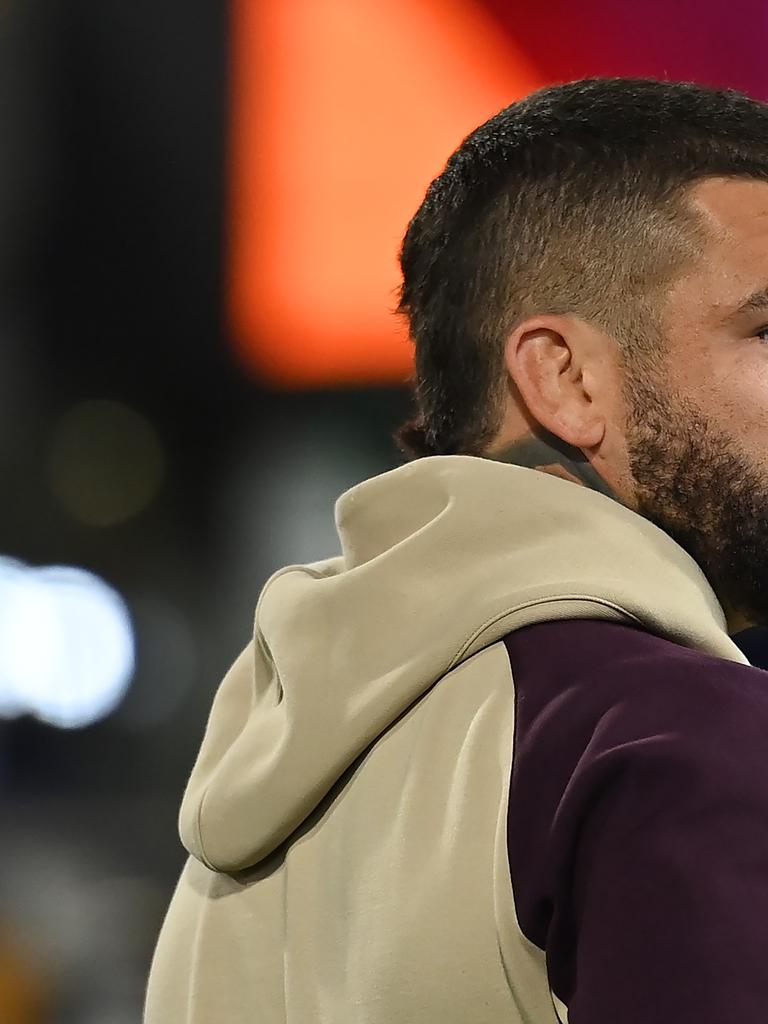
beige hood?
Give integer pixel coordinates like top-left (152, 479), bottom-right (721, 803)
top-left (177, 454), bottom-right (750, 873)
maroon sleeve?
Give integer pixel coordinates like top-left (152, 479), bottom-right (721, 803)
top-left (503, 618), bottom-right (768, 1024)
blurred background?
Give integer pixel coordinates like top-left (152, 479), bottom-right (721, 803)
top-left (0, 0), bottom-right (767, 1020)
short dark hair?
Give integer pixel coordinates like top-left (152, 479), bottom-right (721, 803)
top-left (393, 77), bottom-right (768, 459)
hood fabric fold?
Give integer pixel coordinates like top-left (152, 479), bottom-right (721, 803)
top-left (178, 454), bottom-right (749, 873)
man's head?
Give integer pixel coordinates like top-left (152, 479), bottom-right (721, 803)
top-left (394, 78), bottom-right (768, 632)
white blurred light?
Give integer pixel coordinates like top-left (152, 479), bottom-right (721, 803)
top-left (0, 556), bottom-right (135, 728)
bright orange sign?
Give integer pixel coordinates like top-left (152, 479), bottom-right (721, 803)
top-left (228, 0), bottom-right (543, 387)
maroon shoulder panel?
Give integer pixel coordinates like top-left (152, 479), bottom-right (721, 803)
top-left (503, 618), bottom-right (768, 1023)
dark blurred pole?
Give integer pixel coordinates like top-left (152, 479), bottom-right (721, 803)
top-left (0, 0), bottom-right (239, 446)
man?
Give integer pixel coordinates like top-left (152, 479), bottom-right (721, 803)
top-left (144, 78), bottom-right (768, 1023)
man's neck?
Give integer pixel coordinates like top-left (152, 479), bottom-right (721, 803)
top-left (485, 428), bottom-right (624, 505)
top-left (485, 431), bottom-right (760, 635)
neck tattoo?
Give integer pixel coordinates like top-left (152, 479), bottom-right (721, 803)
top-left (486, 428), bottom-right (624, 505)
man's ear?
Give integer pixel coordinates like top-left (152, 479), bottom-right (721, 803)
top-left (503, 315), bottom-right (606, 452)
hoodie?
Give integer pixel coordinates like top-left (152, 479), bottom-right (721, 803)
top-left (144, 454), bottom-right (768, 1023)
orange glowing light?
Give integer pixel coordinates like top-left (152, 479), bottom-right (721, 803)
top-left (228, 0), bottom-right (543, 387)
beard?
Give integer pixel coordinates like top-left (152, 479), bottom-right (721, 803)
top-left (620, 368), bottom-right (768, 632)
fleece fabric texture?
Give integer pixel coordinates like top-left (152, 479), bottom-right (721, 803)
top-left (143, 454), bottom-right (766, 1023)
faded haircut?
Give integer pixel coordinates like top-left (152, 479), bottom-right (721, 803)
top-left (393, 77), bottom-right (768, 459)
